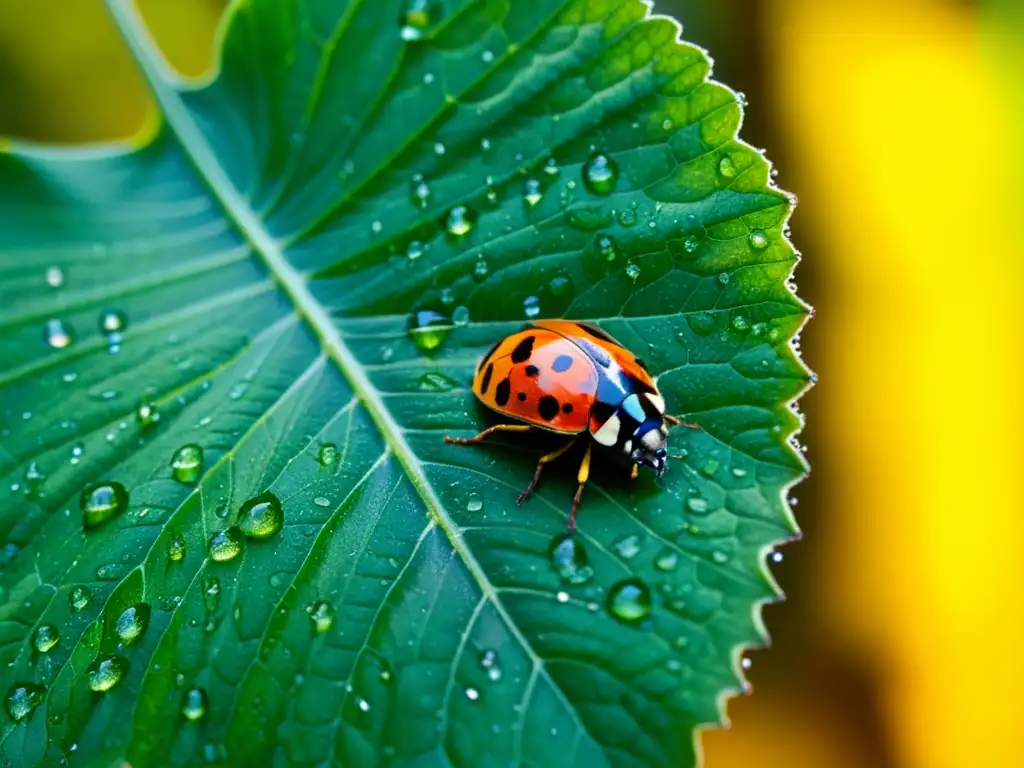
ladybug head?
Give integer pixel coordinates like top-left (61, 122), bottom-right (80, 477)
top-left (629, 422), bottom-right (669, 480)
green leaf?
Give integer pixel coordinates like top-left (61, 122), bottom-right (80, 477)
top-left (0, 0), bottom-right (810, 765)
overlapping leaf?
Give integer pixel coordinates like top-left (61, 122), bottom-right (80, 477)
top-left (0, 0), bottom-right (810, 765)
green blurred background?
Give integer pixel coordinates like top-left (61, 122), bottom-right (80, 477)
top-left (1, 1), bottom-right (1021, 765)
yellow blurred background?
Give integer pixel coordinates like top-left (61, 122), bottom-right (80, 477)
top-left (1, 0), bottom-right (1021, 765)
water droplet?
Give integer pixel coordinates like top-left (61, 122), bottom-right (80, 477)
top-left (718, 156), bottom-right (737, 178)
top-left (606, 579), bottom-right (652, 624)
top-left (99, 309), bottom-right (126, 334)
top-left (5, 684), bottom-right (44, 722)
top-left (357, 696), bottom-right (371, 712)
top-left (465, 687), bottom-right (480, 701)
top-left (452, 305), bottom-right (471, 327)
top-left (318, 443), bottom-right (339, 468)
top-left (416, 372), bottom-right (458, 392)
top-left (556, 590), bottom-right (570, 603)
top-left (654, 548), bottom-right (679, 572)
top-left (618, 205), bottom-right (637, 227)
top-left (445, 205), bottom-right (475, 237)
top-left (407, 309), bottom-right (454, 352)
top-left (683, 235), bottom-right (701, 254)
top-left (45, 266), bottom-right (64, 288)
top-left (741, 656), bottom-right (752, 670)
top-left (662, 118), bottom-right (674, 132)
top-left (472, 258), bottom-right (490, 282)
top-left (625, 261), bottom-right (641, 282)
top-left (523, 178), bottom-right (543, 206)
top-left (168, 535), bottom-right (186, 562)
top-left (549, 275), bottom-right (571, 295)
top-left (238, 492), bottom-right (284, 540)
top-left (433, 142), bottom-right (446, 156)
top-left (478, 650), bottom-right (502, 682)
top-left (87, 656), bottom-right (128, 692)
top-left (522, 295), bottom-right (541, 319)
top-left (114, 604), bottom-right (150, 645)
top-left (306, 600), bottom-right (334, 634)
top-left (400, 0), bottom-right (438, 40)
top-left (313, 496), bottom-right (330, 508)
top-left (81, 482), bottom-right (129, 529)
top-left (582, 153), bottom-right (619, 195)
top-left (748, 230), bottom-right (769, 250)
top-left (170, 444), bottom-right (203, 484)
top-left (181, 687), bottom-right (208, 721)
top-left (717, 272), bottom-right (731, 286)
top-left (597, 234), bottom-right (619, 261)
top-left (712, 549), bottom-right (730, 564)
top-left (686, 497), bottom-right (710, 515)
top-left (22, 462), bottom-right (45, 492)
top-left (371, 220), bottom-right (383, 234)
top-left (136, 402), bottom-right (160, 428)
top-left (549, 534), bottom-right (594, 585)
top-left (44, 318), bottom-right (73, 349)
top-left (406, 240), bottom-right (425, 261)
top-left (32, 624), bottom-right (60, 653)
top-left (69, 585), bottom-right (92, 611)
top-left (771, 551), bottom-right (784, 563)
top-left (732, 315), bottom-right (749, 332)
top-left (410, 174), bottom-right (431, 208)
top-left (613, 533), bottom-right (643, 559)
top-left (465, 493), bottom-right (483, 512)
top-left (208, 527), bottom-right (244, 562)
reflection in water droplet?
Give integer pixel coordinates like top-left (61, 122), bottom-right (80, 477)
top-left (181, 687), bottom-right (208, 721)
top-left (115, 604), bottom-right (150, 645)
top-left (87, 656), bottom-right (128, 692)
top-left (606, 579), bottom-right (652, 624)
top-left (81, 482), bottom-right (129, 529)
top-left (44, 318), bottom-right (73, 349)
top-left (523, 178), bottom-right (543, 207)
top-left (582, 153), bottom-right (619, 195)
top-left (408, 309), bottom-right (454, 352)
top-left (399, 0), bottom-right (438, 40)
top-left (208, 527), bottom-right (244, 562)
top-left (748, 230), bottom-right (769, 250)
top-left (544, 157), bottom-right (560, 177)
top-left (319, 443), bottom-right (339, 467)
top-left (522, 295), bottom-right (541, 319)
top-left (5, 684), bottom-right (44, 722)
top-left (306, 600), bottom-right (334, 634)
top-left (136, 402), bottom-right (160, 428)
top-left (445, 205), bottom-right (475, 237)
top-left (170, 444), bottom-right (203, 484)
top-left (549, 534), bottom-right (594, 585)
top-left (238, 492), bottom-right (284, 540)
top-left (168, 535), bottom-right (187, 562)
top-left (466, 493), bottom-right (483, 512)
top-left (70, 585), bottom-right (92, 611)
top-left (32, 624), bottom-right (60, 653)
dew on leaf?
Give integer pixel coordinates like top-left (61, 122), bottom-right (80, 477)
top-left (718, 272), bottom-right (731, 286)
top-left (625, 261), bottom-right (641, 282)
top-left (69, 585), bottom-right (92, 611)
top-left (168, 535), bottom-right (186, 562)
top-left (444, 205), bottom-right (475, 237)
top-left (718, 156), bottom-right (737, 178)
top-left (410, 174), bottom-right (431, 208)
top-left (522, 295), bottom-right (541, 319)
top-left (45, 266), bottom-right (64, 288)
top-left (452, 306), bottom-right (470, 327)
top-left (732, 315), bottom-right (749, 332)
top-left (181, 687), bottom-right (208, 721)
top-left (523, 178), bottom-right (543, 207)
top-left (748, 229), bottom-right (769, 250)
top-left (318, 443), bottom-right (339, 467)
top-left (81, 482), bottom-right (129, 529)
top-left (465, 687), bottom-right (480, 701)
top-left (208, 527), bottom-right (244, 562)
top-left (114, 604), bottom-right (150, 645)
top-left (654, 548), bottom-right (679, 572)
top-left (99, 309), bottom-right (126, 334)
top-left (136, 402), bottom-right (160, 428)
top-left (613, 533), bottom-right (643, 559)
top-left (712, 550), bottom-right (731, 564)
top-left (597, 234), bottom-right (618, 262)
top-left (416, 372), bottom-right (458, 392)
top-left (556, 590), bottom-right (570, 603)
top-left (87, 656), bottom-right (128, 692)
top-left (407, 309), bottom-right (454, 352)
top-left (472, 258), bottom-right (489, 281)
top-left (170, 444), bottom-right (203, 484)
top-left (44, 318), bottom-right (73, 349)
top-left (549, 275), bottom-right (571, 295)
top-left (399, 0), bottom-right (438, 40)
top-left (607, 579), bottom-right (652, 624)
top-left (238, 492), bottom-right (284, 540)
top-left (465, 493), bottom-right (483, 512)
top-left (683, 235), bottom-right (701, 254)
top-left (5, 684), bottom-right (44, 722)
top-left (313, 496), bottom-right (330, 508)
top-left (306, 600), bottom-right (334, 634)
top-left (582, 153), bottom-right (619, 195)
top-left (22, 462), bottom-right (45, 492)
top-left (686, 497), bottom-right (710, 514)
top-left (406, 240), bottom-right (425, 261)
top-left (549, 534), bottom-right (594, 585)
top-left (544, 157), bottom-right (560, 177)
top-left (32, 624), bottom-right (60, 653)
top-left (478, 650), bottom-right (502, 682)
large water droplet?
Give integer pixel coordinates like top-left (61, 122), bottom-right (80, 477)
top-left (549, 534), bottom-right (594, 585)
top-left (114, 604), bottom-right (150, 645)
top-left (87, 656), bottom-right (128, 692)
top-left (407, 309), bottom-right (454, 352)
top-left (410, 174), bottom-right (431, 208)
top-left (445, 205), bottom-right (476, 237)
top-left (478, 649), bottom-right (502, 682)
top-left (32, 624), bottom-right (60, 653)
top-left (718, 156), bottom-right (737, 178)
top-left (238, 492), bottom-right (284, 540)
top-left (306, 600), bottom-right (334, 634)
top-left (69, 585), bottom-right (92, 612)
top-left (168, 535), bottom-right (186, 562)
top-left (81, 482), bottom-right (129, 529)
top-left (44, 318), bottom-right (73, 349)
top-left (208, 527), bottom-right (244, 562)
top-left (465, 493), bottom-right (483, 512)
top-left (523, 178), bottom-right (543, 207)
top-left (606, 579), bottom-right (652, 624)
top-left (582, 153), bottom-right (619, 195)
top-left (5, 684), bottom-right (44, 722)
top-left (748, 229), bottom-right (769, 250)
top-left (170, 444), bottom-right (203, 484)
top-left (399, 0), bottom-right (438, 41)
top-left (136, 402), bottom-right (160, 429)
top-left (181, 687), bottom-right (208, 721)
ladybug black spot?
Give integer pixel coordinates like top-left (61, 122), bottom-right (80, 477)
top-left (525, 364), bottom-right (539, 377)
top-left (552, 354), bottom-right (574, 373)
top-left (517, 392), bottom-right (527, 402)
top-left (562, 403), bottom-right (574, 414)
top-left (495, 378), bottom-right (511, 407)
top-left (538, 396), bottom-right (560, 421)
top-left (480, 363), bottom-right (494, 395)
top-left (511, 336), bottom-right (535, 364)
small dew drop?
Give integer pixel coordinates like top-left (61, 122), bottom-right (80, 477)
top-left (718, 272), bottom-right (731, 286)
top-left (32, 625), bottom-right (60, 654)
top-left (597, 234), bottom-right (619, 262)
top-left (522, 295), bottom-right (541, 319)
top-left (686, 497), bottom-right (710, 515)
top-left (208, 527), bottom-right (244, 562)
top-left (732, 315), bottom-right (749, 332)
top-left (478, 649), bottom-right (502, 682)
top-left (556, 591), bottom-right (570, 604)
top-left (99, 309), bottom-right (126, 334)
top-left (772, 551), bottom-right (784, 564)
top-left (181, 687), bottom-right (208, 721)
top-left (407, 309), bottom-right (454, 352)
top-left (523, 178), bottom-right (543, 207)
top-left (306, 600), bottom-right (334, 634)
top-left (606, 579), bottom-right (652, 624)
top-left (416, 372), bottom-right (458, 392)
top-left (357, 697), bottom-right (371, 713)
top-left (5, 684), bottom-right (44, 722)
top-left (87, 656), bottom-right (128, 692)
top-left (683, 235), bottom-right (701, 254)
top-left (80, 482), bottom-right (129, 529)
top-left (136, 402), bottom-right (160, 428)
top-left (625, 261), bottom-right (641, 282)
top-left (444, 205), bottom-right (475, 237)
top-left (465, 493), bottom-right (483, 512)
top-left (654, 548), bottom-right (679, 572)
top-left (69, 585), bottom-right (93, 612)
top-left (400, 0), bottom-right (438, 41)
top-left (543, 157), bottom-right (560, 177)
top-left (465, 687), bottom-right (480, 701)
top-left (741, 656), bottom-right (753, 670)
top-left (114, 604), bottom-right (150, 645)
top-left (472, 258), bottom-right (490, 282)
top-left (433, 142), bottom-right (446, 156)
top-left (238, 492), bottom-right (284, 540)
top-left (718, 156), bottom-right (737, 178)
top-left (168, 535), bottom-right (186, 562)
top-left (549, 275), bottom-right (571, 295)
top-left (748, 230), bottom-right (770, 250)
top-left (44, 318), bottom-right (73, 349)
top-left (549, 534), bottom-right (594, 585)
top-left (45, 266), bottom-right (64, 288)
top-left (318, 443), bottom-right (339, 467)
top-left (452, 305), bottom-right (471, 327)
top-left (582, 153), bottom-right (620, 195)
top-left (313, 496), bottom-right (330, 508)
top-left (613, 533), bottom-right (643, 559)
top-left (410, 174), bottom-right (431, 209)
top-left (406, 240), bottom-right (425, 261)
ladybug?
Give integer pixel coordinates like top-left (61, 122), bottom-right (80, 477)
top-left (445, 320), bottom-right (701, 533)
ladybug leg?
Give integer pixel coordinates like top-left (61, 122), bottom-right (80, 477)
top-left (444, 424), bottom-right (533, 446)
top-left (516, 439), bottom-right (575, 506)
top-left (630, 464), bottom-right (639, 481)
top-left (567, 444), bottom-right (593, 535)
top-left (664, 414), bottom-right (703, 430)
